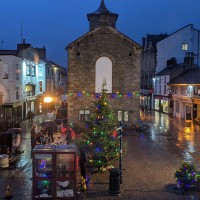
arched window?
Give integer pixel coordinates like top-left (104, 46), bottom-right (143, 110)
top-left (95, 57), bottom-right (112, 93)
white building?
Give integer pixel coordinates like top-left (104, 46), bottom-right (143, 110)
top-left (0, 41), bottom-right (67, 124)
top-left (168, 67), bottom-right (200, 121)
top-left (0, 54), bottom-right (46, 123)
top-left (156, 24), bottom-right (200, 73)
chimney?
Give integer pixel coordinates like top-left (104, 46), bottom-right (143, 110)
top-left (167, 57), bottom-right (177, 67)
top-left (17, 38), bottom-right (31, 51)
top-left (184, 52), bottom-right (194, 67)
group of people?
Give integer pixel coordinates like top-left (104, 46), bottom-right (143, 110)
top-left (0, 130), bottom-right (21, 156)
top-left (30, 122), bottom-right (76, 154)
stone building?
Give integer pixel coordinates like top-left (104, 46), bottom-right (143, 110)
top-left (66, 0), bottom-right (141, 131)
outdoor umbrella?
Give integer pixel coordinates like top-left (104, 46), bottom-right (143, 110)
top-left (6, 128), bottom-right (22, 134)
top-left (54, 118), bottom-right (67, 125)
top-left (39, 120), bottom-right (57, 127)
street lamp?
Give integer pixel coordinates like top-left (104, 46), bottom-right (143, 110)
top-left (44, 97), bottom-right (53, 113)
top-left (117, 111), bottom-right (123, 184)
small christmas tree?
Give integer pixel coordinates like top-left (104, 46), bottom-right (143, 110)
top-left (81, 82), bottom-right (119, 172)
top-left (175, 161), bottom-right (200, 190)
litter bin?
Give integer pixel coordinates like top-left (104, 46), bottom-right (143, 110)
top-left (109, 168), bottom-right (121, 195)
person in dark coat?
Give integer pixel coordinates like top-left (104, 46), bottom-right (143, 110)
top-left (79, 147), bottom-right (89, 191)
top-left (6, 132), bottom-right (13, 154)
top-left (31, 124), bottom-right (37, 156)
top-left (27, 110), bottom-right (34, 122)
top-left (47, 125), bottom-right (54, 143)
top-left (0, 132), bottom-right (7, 154)
top-left (79, 147), bottom-right (88, 179)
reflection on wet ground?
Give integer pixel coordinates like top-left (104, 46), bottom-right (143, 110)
top-left (141, 111), bottom-right (200, 168)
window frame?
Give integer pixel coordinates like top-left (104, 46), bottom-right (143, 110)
top-left (182, 43), bottom-right (188, 51)
top-left (79, 110), bottom-right (90, 121)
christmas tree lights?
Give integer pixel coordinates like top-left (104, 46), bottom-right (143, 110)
top-left (80, 83), bottom-right (120, 172)
top-left (175, 161), bottom-right (200, 190)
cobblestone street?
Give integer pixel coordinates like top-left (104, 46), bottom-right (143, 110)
top-left (1, 111), bottom-right (200, 199)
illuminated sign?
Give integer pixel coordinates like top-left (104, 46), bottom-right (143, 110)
top-left (25, 84), bottom-right (32, 91)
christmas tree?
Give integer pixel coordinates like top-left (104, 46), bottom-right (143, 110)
top-left (81, 82), bottom-right (119, 172)
top-left (175, 161), bottom-right (200, 190)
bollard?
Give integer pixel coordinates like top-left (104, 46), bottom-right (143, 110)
top-left (108, 168), bottom-right (121, 195)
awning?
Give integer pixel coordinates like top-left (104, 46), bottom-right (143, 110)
top-left (1, 101), bottom-right (23, 108)
top-left (193, 99), bottom-right (200, 104)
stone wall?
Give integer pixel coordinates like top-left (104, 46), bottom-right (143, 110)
top-left (67, 26), bottom-right (141, 132)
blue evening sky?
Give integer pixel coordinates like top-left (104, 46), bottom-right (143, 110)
top-left (1, 0), bottom-right (200, 68)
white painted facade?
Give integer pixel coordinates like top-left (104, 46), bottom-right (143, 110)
top-left (0, 55), bottom-right (46, 122)
top-left (0, 55), bottom-right (23, 103)
top-left (156, 24), bottom-right (200, 73)
top-left (153, 75), bottom-right (172, 114)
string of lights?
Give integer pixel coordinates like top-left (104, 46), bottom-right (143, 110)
top-left (67, 91), bottom-right (140, 98)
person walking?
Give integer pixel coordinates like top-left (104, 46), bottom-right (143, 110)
top-left (79, 147), bottom-right (88, 191)
top-left (47, 125), bottom-right (54, 143)
top-left (27, 110), bottom-right (34, 122)
top-left (12, 132), bottom-right (21, 155)
top-left (31, 124), bottom-right (37, 157)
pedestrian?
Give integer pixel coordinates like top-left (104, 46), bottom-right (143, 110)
top-left (30, 111), bottom-right (34, 122)
top-left (79, 147), bottom-right (88, 191)
top-left (27, 110), bottom-right (34, 122)
top-left (47, 125), bottom-right (54, 143)
top-left (35, 131), bottom-right (46, 145)
top-left (66, 126), bottom-right (76, 144)
top-left (12, 132), bottom-right (21, 155)
top-left (66, 130), bottom-right (72, 144)
top-left (6, 132), bottom-right (13, 154)
top-left (0, 132), bottom-right (7, 154)
top-left (31, 124), bottom-right (37, 156)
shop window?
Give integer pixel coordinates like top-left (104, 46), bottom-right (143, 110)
top-left (79, 110), bottom-right (90, 121)
top-left (155, 99), bottom-right (159, 110)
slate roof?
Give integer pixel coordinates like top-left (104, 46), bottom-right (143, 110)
top-left (168, 67), bottom-right (200, 85)
top-left (0, 50), bottom-right (18, 56)
top-left (155, 62), bottom-right (193, 81)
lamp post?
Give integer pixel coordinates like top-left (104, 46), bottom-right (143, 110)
top-left (44, 97), bottom-right (53, 113)
top-left (118, 121), bottom-right (123, 184)
top-left (117, 111), bottom-right (123, 184)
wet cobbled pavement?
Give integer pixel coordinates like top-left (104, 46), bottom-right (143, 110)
top-left (1, 111), bottom-right (200, 199)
